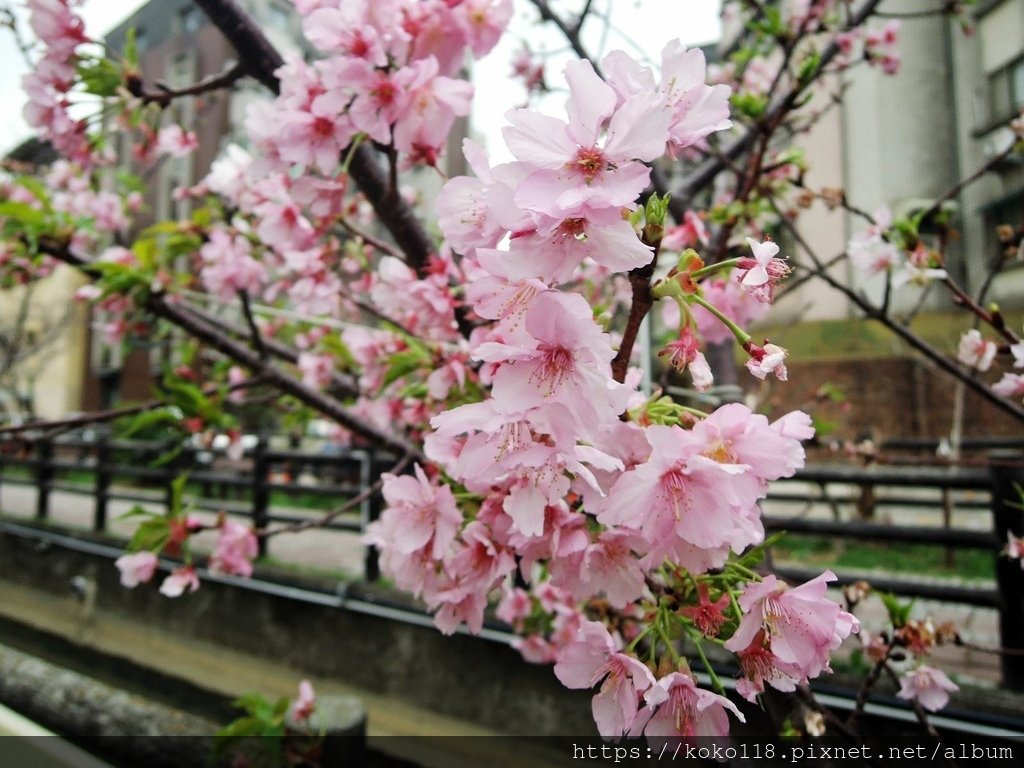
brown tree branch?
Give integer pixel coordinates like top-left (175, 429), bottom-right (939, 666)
top-left (0, 377), bottom-right (260, 439)
top-left (37, 238), bottom-right (424, 461)
top-left (665, 0), bottom-right (887, 217)
top-left (192, 0), bottom-right (438, 276)
top-left (611, 241), bottom-right (660, 384)
top-left (773, 212), bottom-right (1024, 424)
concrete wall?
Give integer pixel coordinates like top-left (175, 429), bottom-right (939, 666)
top-left (0, 530), bottom-right (595, 737)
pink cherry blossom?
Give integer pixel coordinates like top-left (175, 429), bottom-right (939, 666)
top-left (658, 326), bottom-right (714, 392)
top-left (303, 5), bottom-right (389, 65)
top-left (473, 291), bottom-right (630, 424)
top-left (724, 571), bottom-right (859, 684)
top-left (297, 353), bottom-right (335, 389)
top-left (597, 424), bottom-right (752, 559)
top-left (662, 210), bottom-right (709, 251)
top-left (453, 0), bottom-right (513, 57)
top-left (503, 58), bottom-right (670, 222)
top-left (209, 520), bottom-right (259, 578)
top-left (957, 329), bottom-right (997, 371)
top-left (897, 665), bottom-right (958, 712)
top-left (602, 41), bottom-right (732, 155)
top-left (115, 551), bottom-right (159, 588)
top-left (366, 464), bottom-right (462, 560)
top-left (156, 125), bottom-right (199, 158)
top-left (289, 680), bottom-right (317, 722)
top-left (680, 584), bottom-right (731, 638)
top-left (199, 228), bottom-right (267, 301)
top-left (159, 566), bottom-right (200, 598)
top-left (737, 237), bottom-right (789, 302)
top-left (993, 373), bottom-right (1024, 400)
top-left (554, 620), bottom-right (655, 739)
top-left (1006, 531), bottom-right (1024, 568)
top-left (745, 342), bottom-right (789, 382)
top-left (633, 672), bottom-right (743, 738)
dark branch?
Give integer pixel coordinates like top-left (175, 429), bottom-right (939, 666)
top-left (191, 0), bottom-right (438, 274)
top-left (127, 61), bottom-right (249, 108)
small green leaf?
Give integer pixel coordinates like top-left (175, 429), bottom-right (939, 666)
top-left (76, 56), bottom-right (123, 97)
top-left (124, 28), bottom-right (140, 69)
top-left (117, 504), bottom-right (157, 522)
top-left (127, 517), bottom-right (171, 553)
top-left (879, 591), bottom-right (913, 628)
top-left (0, 201), bottom-right (48, 227)
top-left (797, 50), bottom-right (821, 85)
top-left (168, 472), bottom-right (190, 517)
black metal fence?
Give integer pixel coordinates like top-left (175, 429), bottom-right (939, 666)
top-left (0, 433), bottom-right (390, 579)
top-left (1, 433), bottom-right (1023, 687)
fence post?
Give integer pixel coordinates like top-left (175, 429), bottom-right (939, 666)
top-left (252, 435), bottom-right (269, 557)
top-left (34, 437), bottom-right (53, 521)
top-left (94, 433), bottom-right (111, 532)
top-left (990, 450), bottom-right (1024, 691)
top-left (162, 440), bottom-right (179, 514)
top-left (362, 450), bottom-right (381, 582)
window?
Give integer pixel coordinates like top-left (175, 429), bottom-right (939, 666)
top-left (266, 2), bottom-right (291, 33)
top-left (180, 7), bottom-right (202, 36)
top-left (989, 56), bottom-right (1024, 124)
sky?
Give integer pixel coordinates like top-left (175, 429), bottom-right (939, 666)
top-left (0, 0), bottom-right (723, 156)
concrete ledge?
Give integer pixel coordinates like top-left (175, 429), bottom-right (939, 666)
top-left (0, 642), bottom-right (216, 767)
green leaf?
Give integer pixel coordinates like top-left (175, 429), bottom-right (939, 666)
top-left (0, 201), bottom-right (48, 227)
top-left (737, 531), bottom-right (786, 568)
top-left (811, 416), bottom-right (839, 437)
top-left (76, 56), bottom-right (123, 97)
top-left (168, 472), bottom-right (190, 517)
top-left (878, 591), bottom-right (913, 628)
top-left (117, 504), bottom-right (157, 522)
top-left (123, 28), bottom-right (140, 69)
top-left (797, 50), bottom-right (821, 85)
top-left (119, 407), bottom-right (183, 439)
top-left (382, 348), bottom-right (430, 388)
top-left (127, 516), bottom-right (171, 553)
top-left (151, 443), bottom-right (185, 468)
top-left (140, 221), bottom-right (184, 239)
top-left (12, 176), bottom-right (53, 212)
top-left (229, 692), bottom-right (281, 724)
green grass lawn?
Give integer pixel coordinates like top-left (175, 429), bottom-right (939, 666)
top-left (770, 534), bottom-right (995, 581)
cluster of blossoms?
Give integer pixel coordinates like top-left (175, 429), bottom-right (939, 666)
top-left (5, 0), bottom-right (980, 744)
top-left (848, 207), bottom-right (948, 288)
top-left (858, 607), bottom-right (961, 713)
top-left (1, 157), bottom-right (140, 288)
top-left (996, 335), bottom-right (1024, 402)
top-left (22, 0), bottom-right (95, 164)
top-left (256, 0), bottom-right (510, 171)
top-left (837, 20), bottom-right (902, 76)
top-left (365, 44), bottom-right (861, 739)
top-left (114, 517), bottom-right (260, 597)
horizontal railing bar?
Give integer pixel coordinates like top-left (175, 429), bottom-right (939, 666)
top-left (764, 516), bottom-right (999, 548)
top-left (771, 566), bottom-right (1000, 607)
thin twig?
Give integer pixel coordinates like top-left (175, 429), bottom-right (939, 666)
top-left (338, 218), bottom-right (404, 260)
top-left (127, 61), bottom-right (249, 108)
top-left (0, 377), bottom-right (260, 439)
top-left (238, 289), bottom-right (267, 360)
top-left (259, 453), bottom-right (412, 537)
top-left (770, 205), bottom-right (1024, 423)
